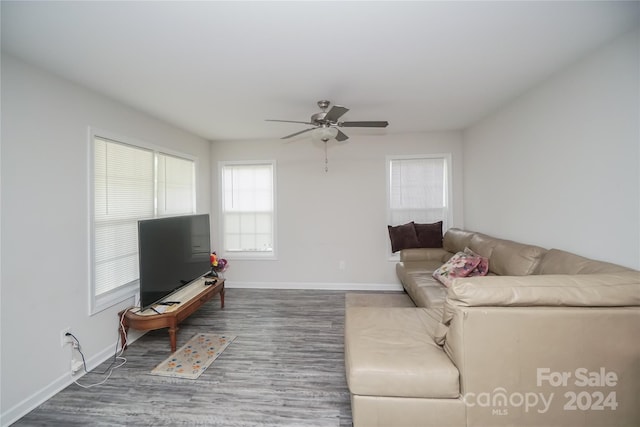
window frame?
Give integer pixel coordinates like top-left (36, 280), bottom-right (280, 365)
top-left (88, 127), bottom-right (197, 315)
top-left (218, 160), bottom-right (277, 260)
top-left (386, 153), bottom-right (453, 259)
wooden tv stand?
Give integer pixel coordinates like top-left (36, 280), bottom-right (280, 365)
top-left (119, 277), bottom-right (225, 353)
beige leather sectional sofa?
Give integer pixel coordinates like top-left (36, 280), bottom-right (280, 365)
top-left (345, 228), bottom-right (640, 427)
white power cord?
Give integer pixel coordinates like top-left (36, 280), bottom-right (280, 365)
top-left (69, 308), bottom-right (132, 389)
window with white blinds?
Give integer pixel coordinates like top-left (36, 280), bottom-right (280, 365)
top-left (387, 154), bottom-right (451, 229)
top-left (157, 153), bottom-right (196, 216)
top-left (91, 134), bottom-right (196, 314)
top-left (220, 161), bottom-right (275, 258)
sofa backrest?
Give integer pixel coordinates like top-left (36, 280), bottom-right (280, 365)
top-left (467, 233), bottom-right (499, 258)
top-left (442, 228), bottom-right (475, 253)
top-left (537, 248), bottom-right (632, 275)
top-left (444, 271), bottom-right (640, 308)
top-left (489, 239), bottom-right (546, 276)
top-left (443, 228), bottom-right (547, 276)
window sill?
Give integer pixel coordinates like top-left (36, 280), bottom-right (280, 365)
top-left (223, 251), bottom-right (277, 261)
top-left (90, 281), bottom-right (138, 315)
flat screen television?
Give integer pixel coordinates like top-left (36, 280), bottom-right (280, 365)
top-left (138, 214), bottom-right (211, 310)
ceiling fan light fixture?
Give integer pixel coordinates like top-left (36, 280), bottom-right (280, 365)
top-left (313, 126), bottom-right (339, 142)
top-left (267, 99), bottom-right (389, 141)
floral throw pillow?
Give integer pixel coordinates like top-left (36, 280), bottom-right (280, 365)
top-left (464, 247), bottom-right (490, 277)
top-left (432, 251), bottom-right (482, 287)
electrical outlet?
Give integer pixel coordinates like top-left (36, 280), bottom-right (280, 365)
top-left (60, 327), bottom-right (73, 348)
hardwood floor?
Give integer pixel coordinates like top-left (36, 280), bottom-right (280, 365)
top-left (16, 289), bottom-right (353, 426)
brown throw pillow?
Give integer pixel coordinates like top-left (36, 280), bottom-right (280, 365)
top-left (388, 222), bottom-right (420, 253)
top-left (414, 221), bottom-right (443, 248)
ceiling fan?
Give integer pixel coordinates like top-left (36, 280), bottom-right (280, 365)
top-left (266, 100), bottom-right (389, 142)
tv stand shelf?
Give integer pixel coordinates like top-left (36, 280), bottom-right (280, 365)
top-left (119, 278), bottom-right (225, 352)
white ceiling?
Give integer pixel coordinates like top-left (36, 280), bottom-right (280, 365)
top-left (2, 1), bottom-right (639, 141)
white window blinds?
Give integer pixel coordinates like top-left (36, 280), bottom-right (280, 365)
top-left (94, 138), bottom-right (153, 300)
top-left (157, 153), bottom-right (195, 216)
top-left (220, 162), bottom-right (275, 256)
top-left (91, 135), bottom-right (196, 314)
top-left (388, 156), bottom-right (448, 227)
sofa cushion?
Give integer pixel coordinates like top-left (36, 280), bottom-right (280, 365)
top-left (398, 262), bottom-right (449, 309)
top-left (412, 279), bottom-right (448, 308)
top-left (489, 240), bottom-right (546, 276)
top-left (397, 260), bottom-right (443, 285)
top-left (537, 249), bottom-right (632, 275)
top-left (388, 222), bottom-right (420, 253)
top-left (345, 307), bottom-right (459, 399)
top-left (414, 221), bottom-right (443, 248)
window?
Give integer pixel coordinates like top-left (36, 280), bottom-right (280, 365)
top-left (90, 132), bottom-right (195, 314)
top-left (219, 161), bottom-right (275, 258)
top-left (157, 153), bottom-right (196, 216)
top-left (387, 154), bottom-right (451, 232)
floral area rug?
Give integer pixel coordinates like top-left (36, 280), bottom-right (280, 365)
top-left (150, 333), bottom-right (236, 379)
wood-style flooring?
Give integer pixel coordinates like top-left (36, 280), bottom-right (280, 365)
top-left (15, 289), bottom-right (354, 426)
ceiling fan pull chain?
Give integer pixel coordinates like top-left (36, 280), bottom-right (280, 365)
top-left (324, 141), bottom-right (329, 173)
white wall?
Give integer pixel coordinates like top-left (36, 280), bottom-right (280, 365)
top-left (211, 131), bottom-right (464, 287)
top-left (463, 29), bottom-right (640, 269)
top-left (0, 55), bottom-right (211, 425)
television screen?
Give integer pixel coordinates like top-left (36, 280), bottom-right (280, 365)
top-left (138, 214), bottom-right (211, 309)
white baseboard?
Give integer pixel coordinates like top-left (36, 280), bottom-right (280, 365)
top-left (1, 338), bottom-right (135, 427)
top-left (225, 281), bottom-right (403, 292)
top-left (1, 283), bottom-right (400, 426)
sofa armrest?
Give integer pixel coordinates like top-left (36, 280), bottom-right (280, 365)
top-left (446, 271), bottom-right (640, 308)
top-left (399, 248), bottom-right (451, 263)
top-left (434, 272), bottom-right (640, 346)
top-left (439, 305), bottom-right (640, 426)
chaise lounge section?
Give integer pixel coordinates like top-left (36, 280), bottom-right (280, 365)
top-left (345, 228), bottom-right (640, 426)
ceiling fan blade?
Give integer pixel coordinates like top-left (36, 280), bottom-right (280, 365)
top-left (335, 129), bottom-right (349, 142)
top-left (266, 119), bottom-right (314, 125)
top-left (281, 127), bottom-right (316, 139)
top-left (339, 121), bottom-right (389, 128)
top-left (324, 105), bottom-right (349, 122)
